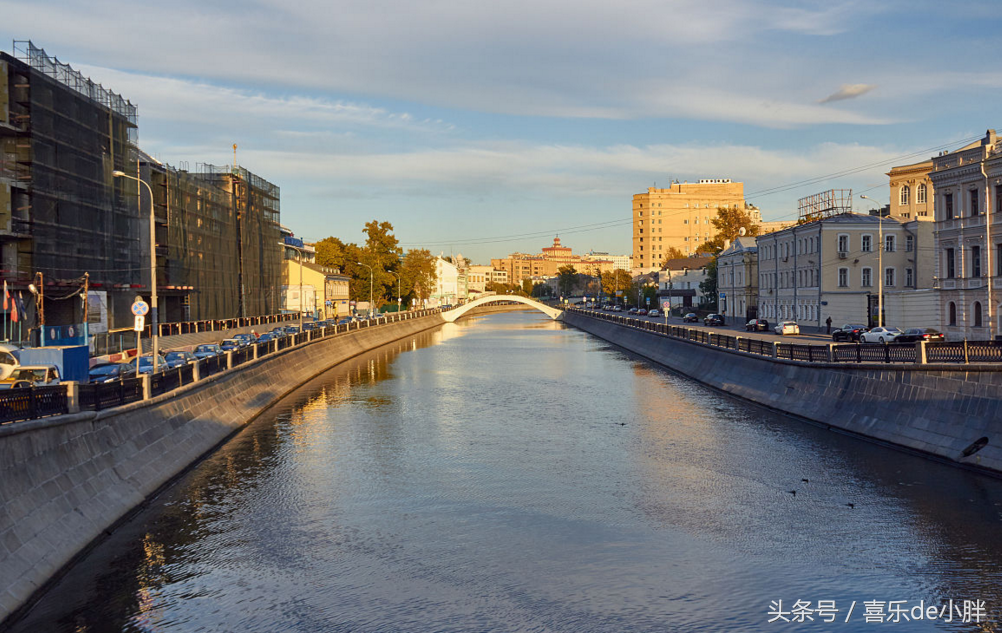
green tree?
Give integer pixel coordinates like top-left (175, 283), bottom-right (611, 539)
top-left (699, 258), bottom-right (718, 310)
top-left (601, 269), bottom-right (633, 302)
top-left (557, 264), bottom-right (577, 298)
top-left (520, 279), bottom-right (533, 296)
top-left (400, 248), bottom-right (437, 307)
top-left (314, 236), bottom-right (349, 271)
top-left (696, 206), bottom-right (761, 255)
top-left (661, 246), bottom-right (685, 263)
top-left (358, 220), bottom-right (402, 309)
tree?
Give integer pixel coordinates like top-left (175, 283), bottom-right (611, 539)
top-left (520, 279), bottom-right (533, 296)
top-left (699, 258), bottom-right (718, 310)
top-left (696, 206), bottom-right (761, 255)
top-left (557, 265), bottom-right (577, 298)
top-left (661, 246), bottom-right (685, 263)
top-left (314, 236), bottom-right (349, 271)
top-left (400, 248), bottom-right (437, 307)
top-left (600, 269), bottom-right (632, 302)
top-left (358, 220), bottom-right (402, 309)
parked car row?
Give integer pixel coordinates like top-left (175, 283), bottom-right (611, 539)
top-left (831, 323), bottom-right (944, 344)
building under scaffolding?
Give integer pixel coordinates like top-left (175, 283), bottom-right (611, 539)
top-left (138, 155), bottom-right (282, 321)
top-left (0, 40), bottom-right (282, 334)
top-left (0, 40), bottom-right (143, 332)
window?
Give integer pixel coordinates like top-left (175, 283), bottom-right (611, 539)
top-left (945, 193), bottom-right (954, 220)
top-left (838, 268), bottom-right (848, 287)
top-left (837, 234), bottom-right (849, 252)
top-left (949, 302), bottom-right (957, 326)
top-left (971, 189), bottom-right (980, 216)
top-left (885, 267), bottom-right (895, 287)
top-left (861, 235), bottom-right (872, 252)
top-left (906, 235), bottom-right (914, 252)
top-left (885, 235), bottom-right (895, 252)
top-left (917, 183), bottom-right (927, 204)
top-left (972, 245), bottom-right (981, 277)
top-left (974, 302), bottom-right (983, 327)
top-left (998, 244), bottom-right (1002, 276)
top-left (946, 248), bottom-right (956, 279)
top-left (900, 185), bottom-right (910, 206)
top-left (905, 268), bottom-right (914, 286)
top-left (862, 267), bottom-right (872, 287)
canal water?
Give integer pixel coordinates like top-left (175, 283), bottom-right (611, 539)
top-left (9, 311), bottom-right (1002, 632)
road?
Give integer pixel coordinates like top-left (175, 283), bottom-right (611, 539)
top-left (585, 309), bottom-right (837, 344)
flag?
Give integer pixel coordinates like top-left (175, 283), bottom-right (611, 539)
top-left (3, 280), bottom-right (7, 311)
top-left (10, 291), bottom-right (18, 323)
top-left (16, 293), bottom-right (26, 323)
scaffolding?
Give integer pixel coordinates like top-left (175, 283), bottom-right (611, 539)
top-left (798, 189), bottom-right (853, 223)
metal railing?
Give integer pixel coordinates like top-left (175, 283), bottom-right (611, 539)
top-left (569, 307), bottom-right (1002, 366)
top-left (0, 308), bottom-right (444, 425)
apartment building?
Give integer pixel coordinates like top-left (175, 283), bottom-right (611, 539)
top-left (632, 179), bottom-right (746, 269)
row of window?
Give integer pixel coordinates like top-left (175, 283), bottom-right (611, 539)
top-left (942, 187), bottom-right (1002, 220)
top-left (947, 301), bottom-right (990, 327)
top-left (759, 303), bottom-right (821, 323)
top-left (942, 244), bottom-right (1002, 278)
top-left (760, 234), bottom-right (913, 259)
top-left (898, 184), bottom-right (928, 206)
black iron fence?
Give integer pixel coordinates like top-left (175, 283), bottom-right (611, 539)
top-left (0, 308), bottom-right (444, 426)
top-left (571, 307), bottom-right (1002, 366)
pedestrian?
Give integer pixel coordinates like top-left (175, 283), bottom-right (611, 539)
top-left (825, 316), bottom-right (832, 335)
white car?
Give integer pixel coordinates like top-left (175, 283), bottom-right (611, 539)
top-left (860, 326), bottom-right (903, 344)
top-left (774, 321), bottom-right (800, 335)
top-left (648, 309), bottom-right (661, 318)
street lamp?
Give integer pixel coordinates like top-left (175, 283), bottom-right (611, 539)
top-left (279, 241), bottom-right (306, 331)
top-left (356, 262), bottom-right (373, 317)
top-left (112, 170), bottom-right (159, 373)
top-left (28, 272), bottom-right (44, 346)
top-left (860, 195), bottom-right (884, 327)
top-left (388, 270), bottom-right (402, 313)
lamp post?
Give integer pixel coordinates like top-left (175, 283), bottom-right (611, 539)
top-left (112, 171), bottom-right (159, 373)
top-left (280, 241), bottom-right (306, 331)
top-left (28, 272), bottom-right (44, 346)
top-left (388, 270), bottom-right (402, 313)
top-left (357, 262), bottom-right (373, 317)
top-left (860, 195), bottom-right (883, 327)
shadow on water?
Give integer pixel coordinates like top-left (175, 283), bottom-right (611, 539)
top-left (8, 311), bottom-right (1002, 632)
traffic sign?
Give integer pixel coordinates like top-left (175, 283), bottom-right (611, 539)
top-left (662, 301), bottom-right (671, 311)
top-left (134, 315), bottom-right (145, 331)
top-left (131, 300), bottom-right (149, 316)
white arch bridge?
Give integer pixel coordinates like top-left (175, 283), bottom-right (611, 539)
top-left (441, 295), bottom-right (564, 322)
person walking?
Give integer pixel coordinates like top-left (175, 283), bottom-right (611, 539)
top-left (825, 316), bottom-right (832, 335)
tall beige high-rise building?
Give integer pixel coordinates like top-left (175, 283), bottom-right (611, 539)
top-left (632, 179), bottom-right (746, 269)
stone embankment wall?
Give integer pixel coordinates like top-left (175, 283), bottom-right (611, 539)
top-left (564, 312), bottom-right (1002, 475)
top-left (0, 314), bottom-right (445, 624)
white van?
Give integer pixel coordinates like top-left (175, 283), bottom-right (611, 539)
top-left (0, 344), bottom-right (21, 379)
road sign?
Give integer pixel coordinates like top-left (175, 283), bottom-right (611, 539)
top-left (662, 301), bottom-right (671, 311)
top-left (131, 300), bottom-right (149, 316)
top-left (646, 297), bottom-right (650, 306)
top-left (134, 315), bottom-right (145, 331)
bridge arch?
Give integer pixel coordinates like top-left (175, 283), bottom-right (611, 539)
top-left (442, 294), bottom-right (563, 322)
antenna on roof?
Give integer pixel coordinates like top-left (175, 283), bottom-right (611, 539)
top-left (233, 143), bottom-right (237, 168)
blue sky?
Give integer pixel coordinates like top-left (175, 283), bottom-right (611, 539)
top-left (4, 0), bottom-right (1002, 263)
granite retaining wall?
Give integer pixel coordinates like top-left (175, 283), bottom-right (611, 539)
top-left (564, 311), bottom-right (1002, 476)
top-left (0, 313), bottom-right (445, 625)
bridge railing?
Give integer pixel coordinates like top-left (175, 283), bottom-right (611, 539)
top-left (567, 306), bottom-right (1002, 366)
top-left (0, 308), bottom-right (445, 426)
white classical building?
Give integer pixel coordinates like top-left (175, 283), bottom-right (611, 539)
top-left (929, 129), bottom-right (1002, 340)
top-left (716, 236), bottom-right (758, 322)
top-left (430, 257), bottom-right (465, 306)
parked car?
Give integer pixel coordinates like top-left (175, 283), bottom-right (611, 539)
top-left (682, 313), bottom-right (699, 323)
top-left (0, 343), bottom-right (21, 380)
top-left (3, 365), bottom-right (62, 386)
top-left (129, 355), bottom-right (169, 375)
top-left (774, 321), bottom-right (800, 335)
top-left (219, 339), bottom-right (241, 352)
top-left (0, 380), bottom-right (31, 390)
top-left (628, 308), bottom-right (639, 315)
top-left (832, 324), bottom-right (869, 342)
top-left (648, 309), bottom-right (661, 318)
top-left (88, 362), bottom-right (137, 383)
top-left (895, 328), bottom-right (946, 343)
top-left (193, 344), bottom-right (223, 360)
top-left (302, 322), bottom-right (318, 331)
top-left (164, 351), bottom-right (198, 368)
top-left (256, 332), bottom-right (274, 343)
top-left (637, 308), bottom-right (648, 316)
top-left (860, 326), bottom-right (904, 344)
top-left (703, 314), bottom-right (725, 326)
top-left (746, 318), bottom-right (769, 332)
top-left (234, 333), bottom-right (257, 346)
top-left (612, 305), bottom-right (623, 312)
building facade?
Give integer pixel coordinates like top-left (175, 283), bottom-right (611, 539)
top-left (716, 237), bottom-right (758, 322)
top-left (657, 256), bottom-right (712, 311)
top-left (888, 159), bottom-right (934, 221)
top-left (929, 129), bottom-right (1002, 340)
top-left (492, 237), bottom-right (614, 285)
top-left (632, 179), bottom-right (747, 269)
top-left (757, 213), bottom-right (934, 329)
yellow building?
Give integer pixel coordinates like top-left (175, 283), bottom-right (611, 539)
top-left (632, 179), bottom-right (747, 268)
top-left (281, 258), bottom-right (351, 319)
top-left (492, 237), bottom-right (615, 285)
top-left (887, 159), bottom-right (934, 221)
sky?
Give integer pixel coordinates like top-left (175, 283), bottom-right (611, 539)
top-left (4, 0), bottom-right (1002, 264)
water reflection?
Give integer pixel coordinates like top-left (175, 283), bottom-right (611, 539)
top-left (9, 312), bottom-right (1002, 632)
